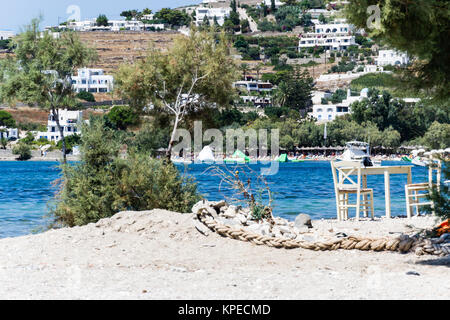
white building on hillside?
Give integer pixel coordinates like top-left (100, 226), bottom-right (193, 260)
top-left (0, 30), bottom-right (15, 40)
top-left (66, 19), bottom-right (164, 32)
top-left (36, 110), bottom-right (83, 142)
top-left (72, 68), bottom-right (114, 93)
top-left (233, 80), bottom-right (273, 93)
top-left (306, 9), bottom-right (334, 19)
top-left (262, 0), bottom-right (284, 8)
top-left (0, 127), bottom-right (18, 140)
top-left (195, 7), bottom-right (231, 26)
top-left (376, 50), bottom-right (409, 66)
top-left (298, 21), bottom-right (355, 51)
top-left (310, 89), bottom-right (368, 122)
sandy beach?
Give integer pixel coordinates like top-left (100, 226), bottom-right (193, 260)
top-left (0, 149), bottom-right (79, 162)
top-left (0, 209), bottom-right (448, 300)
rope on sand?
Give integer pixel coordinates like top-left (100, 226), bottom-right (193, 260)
top-left (196, 208), bottom-right (450, 256)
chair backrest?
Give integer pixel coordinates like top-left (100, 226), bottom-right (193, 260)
top-left (428, 159), bottom-right (442, 189)
top-left (331, 160), bottom-right (362, 192)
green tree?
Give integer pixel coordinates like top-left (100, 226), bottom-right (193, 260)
top-left (0, 110), bottom-right (16, 127)
top-left (239, 63), bottom-right (250, 80)
top-left (105, 105), bottom-right (139, 130)
top-left (422, 122), bottom-right (450, 150)
top-left (202, 15), bottom-right (210, 26)
top-left (12, 142), bottom-right (32, 160)
top-left (154, 8), bottom-right (191, 27)
top-left (0, 19), bottom-right (96, 163)
top-left (115, 28), bottom-right (237, 159)
top-left (240, 19), bottom-right (250, 33)
top-left (271, 0), bottom-right (277, 12)
top-left (345, 0), bottom-right (450, 101)
top-left (96, 14), bottom-right (109, 27)
top-left (120, 10), bottom-right (139, 21)
top-left (76, 91), bottom-right (95, 102)
top-left (275, 67), bottom-right (314, 113)
top-left (0, 128), bottom-right (7, 149)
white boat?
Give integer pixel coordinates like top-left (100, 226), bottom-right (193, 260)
top-left (410, 149), bottom-right (429, 167)
top-left (411, 157), bottom-right (428, 167)
top-left (339, 141), bottom-right (381, 166)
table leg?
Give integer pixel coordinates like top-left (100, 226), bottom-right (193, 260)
top-left (362, 174), bottom-right (368, 217)
top-left (384, 171), bottom-right (391, 218)
top-left (407, 167), bottom-right (412, 185)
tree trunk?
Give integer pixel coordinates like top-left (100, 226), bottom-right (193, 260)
top-left (53, 108), bottom-right (67, 163)
top-left (165, 114), bottom-right (180, 161)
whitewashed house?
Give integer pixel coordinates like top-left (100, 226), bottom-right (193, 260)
top-left (0, 127), bottom-right (18, 140)
top-left (240, 96), bottom-right (272, 107)
top-left (262, 0), bottom-right (284, 8)
top-left (306, 9), bottom-right (334, 19)
top-left (298, 21), bottom-right (355, 51)
top-left (72, 68), bottom-right (113, 93)
top-left (36, 110), bottom-right (83, 142)
top-left (376, 50), bottom-right (409, 66)
top-left (195, 7), bottom-right (231, 26)
top-left (310, 89), bottom-right (368, 122)
top-left (0, 30), bottom-right (15, 40)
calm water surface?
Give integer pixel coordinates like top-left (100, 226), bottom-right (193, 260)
top-left (0, 160), bottom-right (429, 238)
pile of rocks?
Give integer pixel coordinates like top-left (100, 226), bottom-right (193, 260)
top-left (191, 200), bottom-right (314, 241)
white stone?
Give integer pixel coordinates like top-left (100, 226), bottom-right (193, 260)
top-left (236, 214), bottom-right (247, 224)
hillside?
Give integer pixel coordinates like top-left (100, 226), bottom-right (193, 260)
top-left (78, 31), bottom-right (180, 74)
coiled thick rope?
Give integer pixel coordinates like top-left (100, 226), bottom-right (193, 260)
top-left (196, 209), bottom-right (450, 256)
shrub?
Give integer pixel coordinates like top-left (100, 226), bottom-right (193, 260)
top-left (105, 105), bottom-right (139, 130)
top-left (56, 134), bottom-right (81, 154)
top-left (0, 110), bottom-right (16, 127)
top-left (76, 91), bottom-right (96, 102)
top-left (12, 142), bottom-right (32, 160)
top-left (51, 117), bottom-right (200, 227)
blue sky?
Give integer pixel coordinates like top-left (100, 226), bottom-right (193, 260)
top-left (0, 0), bottom-right (201, 32)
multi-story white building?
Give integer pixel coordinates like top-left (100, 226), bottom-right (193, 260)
top-left (376, 50), bottom-right (409, 66)
top-left (195, 7), bottom-right (231, 26)
top-left (233, 80), bottom-right (273, 93)
top-left (36, 110), bottom-right (83, 142)
top-left (310, 89), bottom-right (368, 122)
top-left (298, 21), bottom-right (355, 51)
top-left (72, 68), bottom-right (114, 93)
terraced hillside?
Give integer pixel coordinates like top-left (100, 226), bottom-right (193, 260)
top-left (78, 31), bottom-right (180, 74)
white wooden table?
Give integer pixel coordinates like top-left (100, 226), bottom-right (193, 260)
top-left (341, 165), bottom-right (413, 218)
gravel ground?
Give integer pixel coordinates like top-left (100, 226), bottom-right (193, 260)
top-left (0, 210), bottom-right (448, 300)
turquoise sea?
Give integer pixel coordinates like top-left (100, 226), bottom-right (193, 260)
top-left (0, 160), bottom-right (430, 238)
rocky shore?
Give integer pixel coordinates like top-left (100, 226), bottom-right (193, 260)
top-left (0, 208), bottom-right (449, 299)
top-left (0, 149), bottom-right (79, 161)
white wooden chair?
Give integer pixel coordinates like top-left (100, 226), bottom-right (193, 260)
top-left (331, 161), bottom-right (374, 221)
top-left (405, 160), bottom-right (441, 218)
